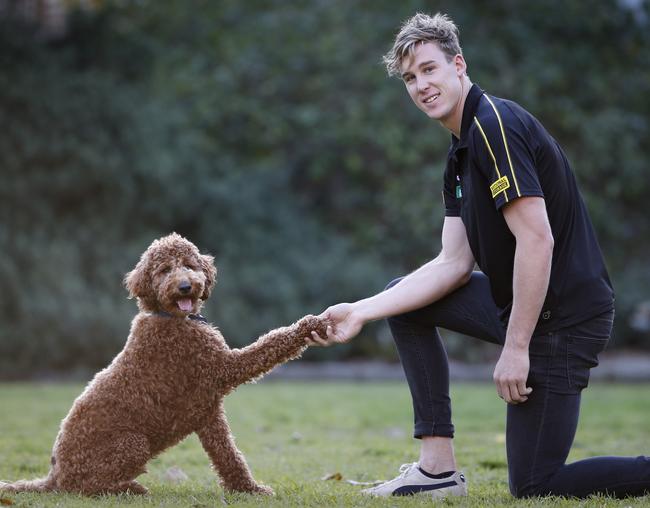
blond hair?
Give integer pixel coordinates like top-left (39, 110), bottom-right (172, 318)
top-left (383, 12), bottom-right (463, 77)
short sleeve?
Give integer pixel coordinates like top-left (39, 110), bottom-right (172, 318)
top-left (470, 99), bottom-right (544, 210)
top-left (443, 158), bottom-right (461, 217)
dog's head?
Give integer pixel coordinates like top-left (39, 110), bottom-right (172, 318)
top-left (124, 233), bottom-right (217, 315)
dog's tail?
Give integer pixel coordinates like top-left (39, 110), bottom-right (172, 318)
top-left (0, 475), bottom-right (55, 493)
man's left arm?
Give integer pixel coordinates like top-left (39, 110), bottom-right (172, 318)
top-left (494, 196), bottom-right (554, 404)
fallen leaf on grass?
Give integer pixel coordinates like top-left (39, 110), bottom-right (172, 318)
top-left (321, 472), bottom-right (343, 481)
top-left (0, 498), bottom-right (14, 506)
top-left (345, 479), bottom-right (384, 486)
top-left (320, 473), bottom-right (383, 486)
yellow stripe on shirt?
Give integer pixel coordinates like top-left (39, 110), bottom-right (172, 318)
top-left (473, 117), bottom-right (509, 203)
top-left (484, 95), bottom-right (522, 197)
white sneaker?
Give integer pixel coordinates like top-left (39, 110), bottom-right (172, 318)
top-left (361, 463), bottom-right (467, 498)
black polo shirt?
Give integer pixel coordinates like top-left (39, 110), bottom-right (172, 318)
top-left (444, 84), bottom-right (614, 334)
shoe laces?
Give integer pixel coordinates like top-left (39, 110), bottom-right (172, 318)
top-left (366, 462), bottom-right (418, 492)
top-left (397, 462), bottom-right (418, 478)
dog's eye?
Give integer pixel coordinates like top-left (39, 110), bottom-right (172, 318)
top-left (159, 266), bottom-right (171, 275)
top-left (184, 264), bottom-right (196, 271)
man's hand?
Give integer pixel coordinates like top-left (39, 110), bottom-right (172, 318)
top-left (493, 345), bottom-right (532, 404)
top-left (496, 197), bottom-right (550, 404)
top-left (305, 303), bottom-right (364, 347)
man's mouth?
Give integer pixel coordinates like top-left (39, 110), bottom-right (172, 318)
top-left (177, 298), bottom-right (193, 312)
top-left (423, 93), bottom-right (440, 104)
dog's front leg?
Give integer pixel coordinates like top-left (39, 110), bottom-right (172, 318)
top-left (223, 315), bottom-right (327, 386)
top-left (197, 403), bottom-right (273, 495)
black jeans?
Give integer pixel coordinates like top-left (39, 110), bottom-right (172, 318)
top-left (387, 272), bottom-right (650, 498)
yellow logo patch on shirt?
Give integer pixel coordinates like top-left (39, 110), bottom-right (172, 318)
top-left (490, 175), bottom-right (510, 198)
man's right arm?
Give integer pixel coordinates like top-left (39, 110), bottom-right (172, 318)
top-left (309, 216), bottom-right (475, 345)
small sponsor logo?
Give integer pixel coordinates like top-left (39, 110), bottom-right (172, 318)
top-left (490, 175), bottom-right (510, 198)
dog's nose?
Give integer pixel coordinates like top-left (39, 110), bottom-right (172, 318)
top-left (178, 281), bottom-right (192, 294)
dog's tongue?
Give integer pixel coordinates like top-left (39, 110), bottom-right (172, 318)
top-left (177, 299), bottom-right (193, 312)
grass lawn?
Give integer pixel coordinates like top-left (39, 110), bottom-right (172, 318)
top-left (0, 381), bottom-right (649, 507)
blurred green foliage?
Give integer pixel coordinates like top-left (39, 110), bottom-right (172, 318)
top-left (0, 0), bottom-right (648, 377)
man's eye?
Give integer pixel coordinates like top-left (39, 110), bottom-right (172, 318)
top-left (424, 66), bottom-right (434, 73)
top-left (404, 75), bottom-right (414, 83)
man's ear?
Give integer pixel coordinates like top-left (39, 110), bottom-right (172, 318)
top-left (454, 53), bottom-right (467, 76)
top-left (124, 258), bottom-right (151, 299)
top-left (200, 254), bottom-right (217, 300)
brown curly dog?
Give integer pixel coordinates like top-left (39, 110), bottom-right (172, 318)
top-left (0, 233), bottom-right (326, 496)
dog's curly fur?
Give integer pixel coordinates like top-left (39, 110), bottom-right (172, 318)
top-left (0, 233), bottom-right (327, 496)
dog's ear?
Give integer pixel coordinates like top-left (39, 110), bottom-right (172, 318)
top-left (200, 254), bottom-right (217, 300)
top-left (124, 258), bottom-right (151, 300)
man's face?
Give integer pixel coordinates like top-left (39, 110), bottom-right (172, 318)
top-left (400, 42), bottom-right (467, 126)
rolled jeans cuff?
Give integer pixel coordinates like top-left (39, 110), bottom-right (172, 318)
top-left (414, 422), bottom-right (455, 439)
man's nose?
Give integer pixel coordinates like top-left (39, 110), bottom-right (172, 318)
top-left (179, 281), bottom-right (191, 294)
top-left (416, 76), bottom-right (429, 92)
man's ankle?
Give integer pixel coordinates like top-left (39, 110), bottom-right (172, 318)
top-left (418, 461), bottom-right (457, 475)
top-left (419, 435), bottom-right (457, 474)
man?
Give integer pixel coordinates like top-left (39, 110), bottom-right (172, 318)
top-left (308, 12), bottom-right (650, 499)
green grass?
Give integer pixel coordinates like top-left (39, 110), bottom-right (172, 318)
top-left (1, 381), bottom-right (649, 507)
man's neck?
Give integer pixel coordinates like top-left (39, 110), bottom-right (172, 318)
top-left (441, 77), bottom-right (472, 138)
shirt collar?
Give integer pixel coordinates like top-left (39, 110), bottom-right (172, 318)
top-left (451, 83), bottom-right (484, 151)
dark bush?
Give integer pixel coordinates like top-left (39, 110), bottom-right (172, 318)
top-left (0, 0), bottom-right (648, 377)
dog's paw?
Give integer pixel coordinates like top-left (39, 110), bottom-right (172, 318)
top-left (251, 483), bottom-right (274, 496)
top-left (295, 314), bottom-right (328, 338)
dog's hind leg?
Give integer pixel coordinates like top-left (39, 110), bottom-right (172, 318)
top-left (197, 403), bottom-right (273, 495)
top-left (56, 432), bottom-right (150, 495)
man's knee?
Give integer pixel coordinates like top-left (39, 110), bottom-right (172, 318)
top-left (384, 276), bottom-right (442, 337)
top-left (508, 475), bottom-right (549, 499)
top-left (384, 277), bottom-right (408, 331)
top-left (384, 276), bottom-right (439, 335)
top-left (509, 480), bottom-right (531, 499)
top-left (509, 481), bottom-right (527, 499)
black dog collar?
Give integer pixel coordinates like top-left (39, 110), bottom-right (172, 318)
top-left (153, 311), bottom-right (208, 323)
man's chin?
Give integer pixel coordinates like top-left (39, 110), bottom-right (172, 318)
top-left (425, 106), bottom-right (448, 121)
